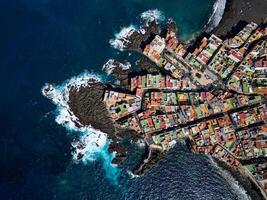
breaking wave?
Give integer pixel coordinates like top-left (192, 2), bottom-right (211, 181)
top-left (210, 159), bottom-right (251, 200)
top-left (42, 72), bottom-right (120, 184)
top-left (127, 170), bottom-right (140, 179)
top-left (102, 59), bottom-right (131, 75)
top-left (205, 0), bottom-right (226, 32)
top-left (109, 25), bottom-right (137, 51)
top-left (109, 9), bottom-right (165, 51)
top-left (140, 9), bottom-right (165, 26)
top-left (42, 72), bottom-right (101, 129)
top-left (135, 139), bottom-right (146, 148)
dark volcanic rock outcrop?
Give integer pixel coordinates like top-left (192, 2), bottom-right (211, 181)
top-left (133, 148), bottom-right (165, 176)
top-left (127, 20), bottom-right (161, 52)
top-left (68, 82), bottom-right (128, 164)
top-left (68, 81), bottom-right (145, 164)
top-left (68, 82), bottom-right (115, 138)
top-left (108, 142), bottom-right (127, 164)
top-left (165, 18), bottom-right (178, 34)
top-left (102, 59), bottom-right (132, 88)
top-left (135, 57), bottom-right (159, 74)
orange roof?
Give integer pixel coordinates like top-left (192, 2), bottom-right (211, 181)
top-left (253, 87), bottom-right (267, 94)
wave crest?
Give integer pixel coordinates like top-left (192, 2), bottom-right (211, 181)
top-left (109, 25), bottom-right (137, 51)
top-left (109, 9), bottom-right (165, 51)
top-left (102, 59), bottom-right (131, 75)
top-left (205, 0), bottom-right (226, 32)
top-left (140, 9), bottom-right (165, 26)
top-left (42, 72), bottom-right (120, 184)
top-left (42, 72), bottom-right (102, 129)
top-left (127, 170), bottom-right (140, 178)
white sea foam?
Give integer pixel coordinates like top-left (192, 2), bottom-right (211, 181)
top-left (71, 128), bottom-right (108, 161)
top-left (71, 129), bottom-right (119, 184)
top-left (42, 72), bottom-right (102, 129)
top-left (109, 25), bottom-right (137, 51)
top-left (42, 72), bottom-right (119, 184)
top-left (102, 59), bottom-right (131, 75)
top-left (127, 170), bottom-right (140, 178)
top-left (140, 9), bottom-right (165, 26)
top-left (210, 159), bottom-right (251, 200)
top-left (135, 139), bottom-right (146, 148)
top-left (205, 0), bottom-right (226, 32)
top-left (110, 9), bottom-right (165, 51)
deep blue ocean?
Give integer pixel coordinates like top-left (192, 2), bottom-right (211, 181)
top-left (0, 0), bottom-right (250, 199)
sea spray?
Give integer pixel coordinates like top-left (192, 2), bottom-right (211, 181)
top-left (109, 25), bottom-right (137, 51)
top-left (42, 71), bottom-right (120, 184)
top-left (204, 0), bottom-right (226, 32)
top-left (72, 132), bottom-right (120, 184)
top-left (42, 72), bottom-right (103, 130)
top-left (127, 170), bottom-right (140, 179)
top-left (135, 139), bottom-right (146, 148)
top-left (110, 9), bottom-right (165, 51)
top-left (140, 9), bottom-right (165, 26)
top-left (102, 59), bottom-right (131, 75)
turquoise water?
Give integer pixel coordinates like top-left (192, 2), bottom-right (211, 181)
top-left (0, 0), bottom-right (251, 199)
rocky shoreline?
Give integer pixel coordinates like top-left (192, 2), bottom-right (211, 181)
top-left (47, 3), bottom-right (267, 198)
top-left (68, 82), bottom-right (127, 164)
top-left (67, 79), bottom-right (144, 164)
top-left (213, 158), bottom-right (265, 200)
top-left (125, 19), bottom-right (178, 52)
top-left (132, 146), bottom-right (165, 176)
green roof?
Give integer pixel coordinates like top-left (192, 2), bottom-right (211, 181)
top-left (246, 165), bottom-right (255, 173)
top-left (242, 82), bottom-right (250, 93)
top-left (196, 107), bottom-right (202, 117)
top-left (152, 116), bottom-right (161, 130)
top-left (173, 93), bottom-right (178, 105)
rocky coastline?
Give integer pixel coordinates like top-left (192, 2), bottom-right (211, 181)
top-left (68, 82), bottom-right (127, 164)
top-left (213, 158), bottom-right (265, 200)
top-left (102, 59), bottom-right (132, 88)
top-left (126, 20), bottom-right (161, 52)
top-left (67, 79), bottom-right (143, 164)
top-left (125, 19), bottom-right (178, 53)
top-left (132, 146), bottom-right (165, 176)
top-left (55, 3), bottom-right (267, 198)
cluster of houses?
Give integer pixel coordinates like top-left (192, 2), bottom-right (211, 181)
top-left (253, 56), bottom-right (267, 93)
top-left (226, 25), bottom-right (267, 94)
top-left (247, 161), bottom-right (267, 191)
top-left (104, 89), bottom-right (265, 151)
top-left (103, 90), bottom-right (141, 120)
top-left (208, 44), bottom-right (242, 78)
top-left (143, 31), bottom-right (218, 86)
top-left (102, 21), bottom-right (267, 193)
top-left (224, 22), bottom-right (258, 48)
top-left (143, 22), bottom-right (267, 92)
top-left (190, 105), bottom-right (267, 155)
top-left (130, 73), bottom-right (196, 93)
top-left (143, 35), bottom-right (186, 78)
top-left (231, 105), bottom-right (267, 128)
top-left (143, 91), bottom-right (263, 117)
top-left (193, 34), bottom-right (223, 65)
top-left (236, 125), bottom-right (267, 159)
